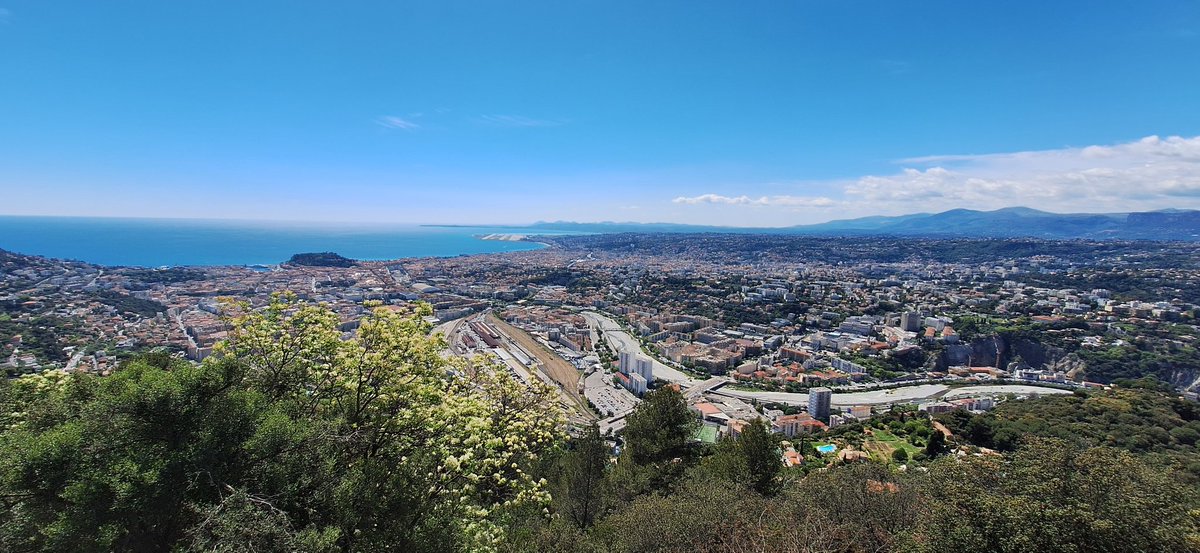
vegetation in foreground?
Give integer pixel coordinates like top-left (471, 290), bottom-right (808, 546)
top-left (1, 297), bottom-right (1197, 552)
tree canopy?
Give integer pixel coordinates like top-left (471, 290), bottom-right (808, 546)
top-left (0, 294), bottom-right (563, 552)
top-left (3, 295), bottom-right (1199, 552)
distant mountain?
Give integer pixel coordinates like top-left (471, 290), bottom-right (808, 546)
top-left (793, 207), bottom-right (1200, 239)
top-left (529, 221), bottom-right (761, 233)
top-left (788, 211), bottom-right (933, 231)
top-left (531, 207), bottom-right (1200, 240)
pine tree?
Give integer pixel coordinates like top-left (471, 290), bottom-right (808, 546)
top-left (622, 387), bottom-right (697, 465)
top-left (558, 424), bottom-right (608, 529)
top-left (737, 419), bottom-right (782, 495)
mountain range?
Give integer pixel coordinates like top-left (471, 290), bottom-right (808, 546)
top-left (531, 207), bottom-right (1200, 240)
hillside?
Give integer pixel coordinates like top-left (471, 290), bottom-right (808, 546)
top-left (1, 299), bottom-right (1197, 552)
top-left (530, 207), bottom-right (1200, 240)
top-left (285, 252), bottom-right (358, 268)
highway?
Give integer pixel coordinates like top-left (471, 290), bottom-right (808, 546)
top-left (716, 383), bottom-right (1073, 407)
top-left (685, 376), bottom-right (729, 401)
top-left (580, 311), bottom-right (698, 387)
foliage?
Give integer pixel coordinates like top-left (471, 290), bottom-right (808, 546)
top-left (621, 387), bottom-right (697, 466)
top-left (919, 439), bottom-right (1200, 553)
top-left (91, 291), bottom-right (167, 318)
top-left (607, 386), bottom-right (699, 501)
top-left (923, 431), bottom-right (946, 458)
top-left (521, 463), bottom-right (925, 553)
top-left (0, 294), bottom-right (564, 552)
top-left (938, 388), bottom-right (1200, 479)
top-left (553, 424), bottom-right (607, 529)
top-left (119, 267), bottom-right (207, 285)
top-left (702, 419), bottom-right (781, 495)
top-left (285, 252), bottom-right (357, 268)
top-left (1074, 342), bottom-right (1200, 384)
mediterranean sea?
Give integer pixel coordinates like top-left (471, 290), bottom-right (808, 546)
top-left (0, 216), bottom-right (565, 267)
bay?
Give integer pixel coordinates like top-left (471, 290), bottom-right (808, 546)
top-left (0, 216), bottom-right (561, 267)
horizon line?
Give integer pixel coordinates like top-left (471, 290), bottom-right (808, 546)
top-left (1, 205), bottom-right (1187, 230)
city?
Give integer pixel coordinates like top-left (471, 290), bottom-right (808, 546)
top-left (5, 233), bottom-right (1198, 473)
top-left (3, 0), bottom-right (1200, 550)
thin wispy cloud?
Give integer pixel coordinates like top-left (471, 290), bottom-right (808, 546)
top-left (376, 115), bottom-right (421, 130)
top-left (376, 112), bottom-right (564, 131)
top-left (673, 135), bottom-right (1200, 217)
top-left (478, 114), bottom-right (566, 128)
top-left (672, 194), bottom-right (836, 207)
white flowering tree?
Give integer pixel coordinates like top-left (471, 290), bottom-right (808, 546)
top-left (0, 293), bottom-right (564, 552)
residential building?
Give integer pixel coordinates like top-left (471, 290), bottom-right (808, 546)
top-left (809, 387), bottom-right (832, 421)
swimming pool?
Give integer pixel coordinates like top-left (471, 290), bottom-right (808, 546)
top-left (816, 444), bottom-right (837, 454)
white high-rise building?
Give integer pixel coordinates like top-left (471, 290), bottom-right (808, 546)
top-left (619, 350), bottom-right (655, 383)
top-left (808, 387), bottom-right (832, 422)
top-left (629, 373), bottom-right (648, 395)
top-left (618, 351), bottom-right (636, 374)
top-left (634, 356), bottom-right (654, 382)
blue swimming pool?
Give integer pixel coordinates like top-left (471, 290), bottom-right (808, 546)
top-left (816, 444), bottom-right (837, 454)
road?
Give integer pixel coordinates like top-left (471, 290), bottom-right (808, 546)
top-left (942, 385), bottom-right (1073, 399)
top-left (717, 384), bottom-right (947, 407)
top-left (685, 376), bottom-right (729, 401)
top-left (580, 311), bottom-right (698, 387)
top-left (717, 383), bottom-right (1073, 407)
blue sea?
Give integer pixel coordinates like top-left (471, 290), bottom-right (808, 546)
top-left (0, 216), bottom-right (566, 267)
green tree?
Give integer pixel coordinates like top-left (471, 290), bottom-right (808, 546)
top-left (0, 295), bottom-right (565, 553)
top-left (705, 419), bottom-right (781, 495)
top-left (924, 430), bottom-right (946, 458)
top-left (1170, 425), bottom-right (1200, 446)
top-left (556, 424), bottom-right (608, 529)
top-left (621, 387), bottom-right (696, 466)
top-left (738, 419), bottom-right (782, 495)
top-left (892, 448), bottom-right (909, 462)
top-left (921, 439), bottom-right (1200, 553)
top-left (612, 386), bottom-right (698, 499)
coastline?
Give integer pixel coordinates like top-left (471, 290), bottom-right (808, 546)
top-left (0, 216), bottom-right (551, 268)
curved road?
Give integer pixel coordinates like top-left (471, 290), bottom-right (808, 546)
top-left (718, 383), bottom-right (1072, 407)
top-left (581, 311), bottom-right (697, 386)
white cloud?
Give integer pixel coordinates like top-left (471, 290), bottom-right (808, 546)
top-left (672, 194), bottom-right (836, 207)
top-left (478, 114), bottom-right (565, 127)
top-left (673, 135), bottom-right (1200, 217)
top-left (376, 115), bottom-right (420, 130)
top-left (848, 135), bottom-right (1200, 212)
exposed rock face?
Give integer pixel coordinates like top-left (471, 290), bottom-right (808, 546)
top-left (938, 336), bottom-right (1074, 371)
top-left (1168, 367), bottom-right (1200, 393)
top-left (929, 333), bottom-right (1194, 390)
top-left (939, 336), bottom-right (1008, 368)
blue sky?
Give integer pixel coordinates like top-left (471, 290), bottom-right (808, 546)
top-left (1, 1), bottom-right (1198, 226)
